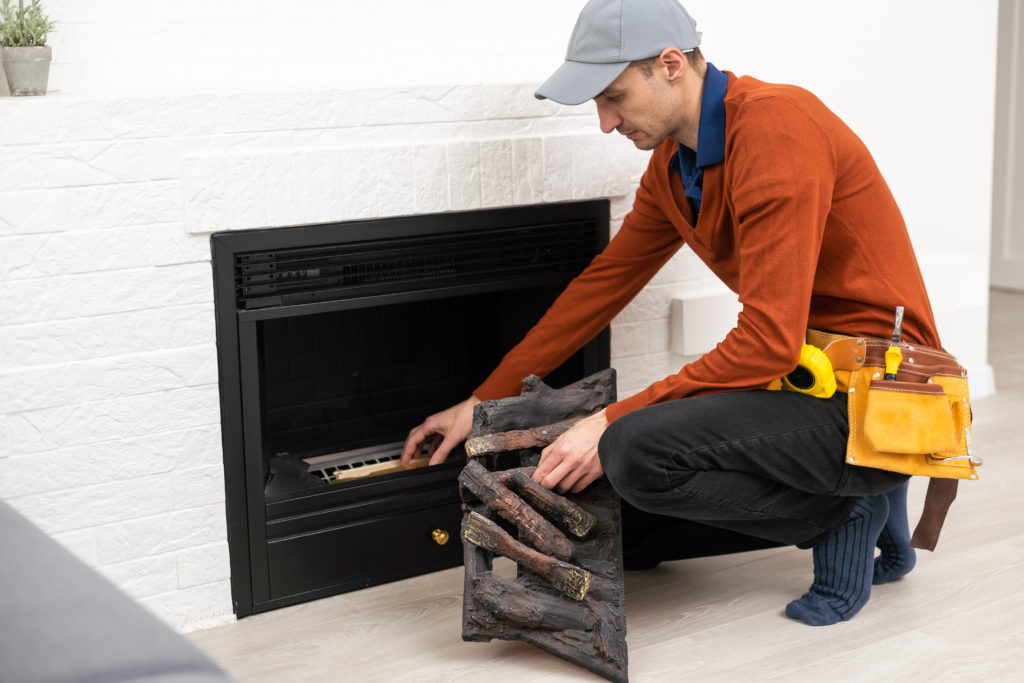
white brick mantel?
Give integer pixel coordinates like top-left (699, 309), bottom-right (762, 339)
top-left (1, 84), bottom-right (680, 632)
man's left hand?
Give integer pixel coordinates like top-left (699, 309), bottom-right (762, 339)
top-left (532, 409), bottom-right (608, 494)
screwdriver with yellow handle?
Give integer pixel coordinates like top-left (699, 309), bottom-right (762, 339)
top-left (884, 306), bottom-right (905, 381)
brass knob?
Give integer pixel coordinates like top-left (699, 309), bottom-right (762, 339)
top-left (431, 529), bottom-right (450, 545)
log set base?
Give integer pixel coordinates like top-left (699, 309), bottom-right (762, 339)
top-left (460, 369), bottom-right (628, 683)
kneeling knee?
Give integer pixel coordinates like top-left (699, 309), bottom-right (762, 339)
top-left (598, 412), bottom-right (655, 497)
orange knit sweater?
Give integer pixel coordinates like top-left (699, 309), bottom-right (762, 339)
top-left (475, 72), bottom-right (940, 422)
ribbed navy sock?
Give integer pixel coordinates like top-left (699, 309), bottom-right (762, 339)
top-left (785, 493), bottom-right (888, 626)
top-left (873, 480), bottom-right (916, 585)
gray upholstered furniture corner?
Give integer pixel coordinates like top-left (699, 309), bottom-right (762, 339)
top-left (0, 499), bottom-right (232, 683)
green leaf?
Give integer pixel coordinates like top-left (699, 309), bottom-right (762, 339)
top-left (0, 0), bottom-right (54, 46)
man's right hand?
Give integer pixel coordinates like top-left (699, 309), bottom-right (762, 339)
top-left (400, 395), bottom-right (481, 466)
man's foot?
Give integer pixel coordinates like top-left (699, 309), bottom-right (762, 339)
top-left (785, 494), bottom-right (888, 626)
top-left (873, 481), bottom-right (916, 584)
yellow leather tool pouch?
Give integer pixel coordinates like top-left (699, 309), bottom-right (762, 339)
top-left (840, 338), bottom-right (978, 480)
top-left (863, 380), bottom-right (956, 454)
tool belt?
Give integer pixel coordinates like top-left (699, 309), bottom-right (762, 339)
top-left (804, 329), bottom-right (979, 550)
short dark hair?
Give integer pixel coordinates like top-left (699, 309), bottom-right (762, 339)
top-left (630, 47), bottom-right (706, 78)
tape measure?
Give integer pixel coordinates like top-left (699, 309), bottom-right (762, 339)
top-left (782, 344), bottom-right (837, 399)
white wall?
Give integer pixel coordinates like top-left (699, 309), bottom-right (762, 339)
top-left (26, 0), bottom-right (583, 95)
top-left (991, 0), bottom-right (1024, 292)
top-left (0, 0), bottom-right (999, 632)
top-left (690, 1), bottom-right (998, 388)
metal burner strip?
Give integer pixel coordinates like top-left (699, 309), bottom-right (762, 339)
top-left (303, 441), bottom-right (429, 483)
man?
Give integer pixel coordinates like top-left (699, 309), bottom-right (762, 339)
top-left (402, 0), bottom-right (934, 626)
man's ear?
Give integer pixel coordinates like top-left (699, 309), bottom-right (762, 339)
top-left (659, 47), bottom-right (688, 82)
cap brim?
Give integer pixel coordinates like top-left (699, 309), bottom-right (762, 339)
top-left (534, 60), bottom-right (631, 105)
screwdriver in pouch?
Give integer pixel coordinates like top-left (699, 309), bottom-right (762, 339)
top-left (884, 305), bottom-right (905, 381)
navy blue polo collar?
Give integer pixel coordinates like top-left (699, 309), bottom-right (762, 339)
top-left (670, 62), bottom-right (728, 217)
top-left (672, 61), bottom-right (727, 171)
top-left (694, 61), bottom-right (727, 167)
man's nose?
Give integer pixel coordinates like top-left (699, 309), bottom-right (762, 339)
top-left (596, 101), bottom-right (620, 134)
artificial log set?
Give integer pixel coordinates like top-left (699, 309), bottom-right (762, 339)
top-left (458, 369), bottom-right (629, 683)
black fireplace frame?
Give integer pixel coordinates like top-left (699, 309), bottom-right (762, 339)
top-left (211, 201), bottom-right (611, 617)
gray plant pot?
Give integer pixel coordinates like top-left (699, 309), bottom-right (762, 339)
top-left (1, 45), bottom-right (52, 96)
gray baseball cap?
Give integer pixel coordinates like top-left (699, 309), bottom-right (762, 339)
top-left (535, 0), bottom-right (702, 105)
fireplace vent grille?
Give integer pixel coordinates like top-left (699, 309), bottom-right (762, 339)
top-left (233, 220), bottom-right (598, 309)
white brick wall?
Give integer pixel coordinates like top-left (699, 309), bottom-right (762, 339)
top-left (2, 83), bottom-right (720, 633)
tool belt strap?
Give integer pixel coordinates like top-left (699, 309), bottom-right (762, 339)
top-left (805, 329), bottom-right (966, 380)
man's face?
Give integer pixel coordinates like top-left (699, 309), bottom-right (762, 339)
top-left (594, 64), bottom-right (680, 150)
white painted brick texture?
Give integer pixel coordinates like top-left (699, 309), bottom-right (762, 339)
top-left (0, 83), bottom-right (677, 635)
top-left (0, 304), bottom-right (214, 372)
top-left (0, 182), bottom-right (182, 236)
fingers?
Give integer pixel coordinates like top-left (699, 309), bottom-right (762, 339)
top-left (400, 423), bottom-right (428, 465)
top-left (404, 424), bottom-right (452, 465)
top-left (400, 396), bottom-right (480, 466)
top-left (538, 454), bottom-right (597, 494)
top-left (427, 396), bottom-right (478, 465)
top-left (534, 452), bottom-right (570, 491)
top-left (533, 443), bottom-right (558, 483)
top-left (534, 443), bottom-right (588, 493)
top-left (423, 434), bottom-right (442, 459)
top-left (403, 418), bottom-right (449, 465)
top-left (429, 433), bottom-right (459, 466)
top-left (548, 462), bottom-right (583, 494)
top-left (532, 410), bottom-right (607, 493)
top-left (569, 470), bottom-right (600, 494)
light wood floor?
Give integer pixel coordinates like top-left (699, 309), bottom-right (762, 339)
top-left (190, 290), bottom-right (1024, 683)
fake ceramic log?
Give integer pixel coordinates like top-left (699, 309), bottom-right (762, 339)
top-left (464, 417), bottom-right (580, 457)
top-left (469, 370), bottom-right (617, 439)
top-left (460, 460), bottom-right (575, 562)
top-left (459, 369), bottom-right (628, 683)
top-left (498, 467), bottom-right (597, 538)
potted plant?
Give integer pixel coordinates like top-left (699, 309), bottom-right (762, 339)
top-left (0, 0), bottom-right (56, 96)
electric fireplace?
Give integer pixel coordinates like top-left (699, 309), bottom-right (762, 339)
top-left (211, 201), bottom-right (610, 617)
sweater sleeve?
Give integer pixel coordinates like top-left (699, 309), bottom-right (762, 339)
top-left (605, 96), bottom-right (838, 421)
top-left (473, 153), bottom-right (685, 402)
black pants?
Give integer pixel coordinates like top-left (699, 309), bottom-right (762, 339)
top-left (598, 390), bottom-right (908, 558)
